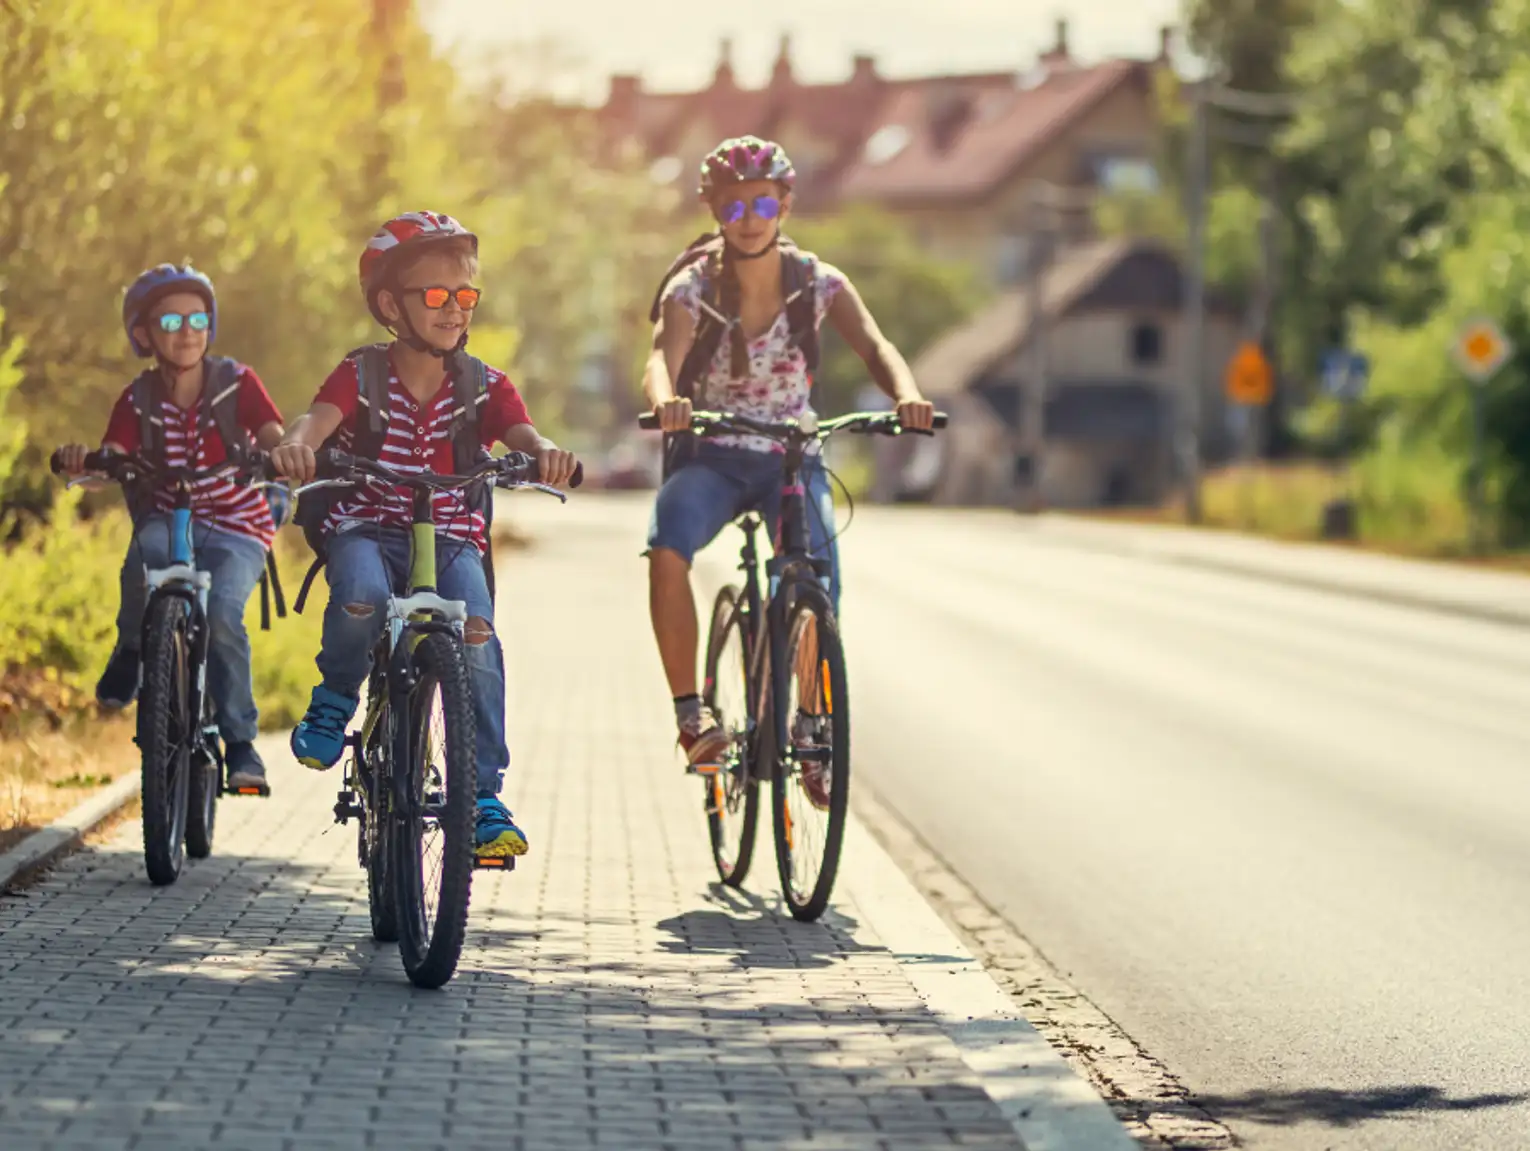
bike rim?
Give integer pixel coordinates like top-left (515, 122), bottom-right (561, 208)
top-left (781, 609), bottom-right (833, 904)
top-left (166, 625), bottom-right (191, 845)
top-left (708, 616), bottom-right (751, 874)
top-left (409, 680), bottom-right (449, 938)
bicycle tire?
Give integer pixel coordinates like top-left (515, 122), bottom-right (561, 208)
top-left (138, 594), bottom-right (194, 886)
top-left (702, 585), bottom-right (760, 887)
top-left (392, 631), bottom-right (476, 989)
top-left (362, 681), bottom-right (399, 944)
top-left (184, 740), bottom-right (217, 860)
top-left (770, 587), bottom-right (850, 922)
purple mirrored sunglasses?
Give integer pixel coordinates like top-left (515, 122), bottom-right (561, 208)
top-left (718, 194), bottom-right (782, 225)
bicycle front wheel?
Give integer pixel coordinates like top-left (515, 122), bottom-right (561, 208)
top-left (139, 595), bottom-right (194, 886)
top-left (702, 585), bottom-right (759, 887)
top-left (392, 632), bottom-right (476, 989)
top-left (770, 588), bottom-right (850, 922)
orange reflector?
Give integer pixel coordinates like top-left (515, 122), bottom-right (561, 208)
top-left (236, 787), bottom-right (261, 795)
top-left (477, 857), bottom-right (507, 868)
top-left (821, 661), bottom-right (832, 713)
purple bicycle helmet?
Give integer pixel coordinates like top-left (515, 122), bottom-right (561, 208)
top-left (123, 264), bottom-right (217, 357)
top-left (698, 135), bottom-right (797, 197)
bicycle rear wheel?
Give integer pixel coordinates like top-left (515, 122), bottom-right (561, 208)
top-left (138, 595), bottom-right (194, 886)
top-left (770, 588), bottom-right (850, 922)
top-left (702, 586), bottom-right (760, 886)
top-left (184, 737), bottom-right (218, 860)
top-left (392, 632), bottom-right (476, 989)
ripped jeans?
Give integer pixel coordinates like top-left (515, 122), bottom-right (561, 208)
top-left (318, 529), bottom-right (509, 796)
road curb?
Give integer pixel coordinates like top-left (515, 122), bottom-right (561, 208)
top-left (842, 809), bottom-right (1139, 1151)
top-left (0, 771), bottom-right (140, 892)
top-left (1029, 518), bottom-right (1530, 630)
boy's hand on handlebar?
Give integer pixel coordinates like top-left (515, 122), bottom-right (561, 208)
top-left (655, 397), bottom-right (693, 432)
top-left (54, 444), bottom-right (91, 477)
top-left (271, 443), bottom-right (316, 485)
top-left (896, 398), bottom-right (936, 432)
top-left (535, 446), bottom-right (580, 488)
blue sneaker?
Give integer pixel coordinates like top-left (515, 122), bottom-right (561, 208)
top-left (290, 685), bottom-right (359, 771)
top-left (475, 798), bottom-right (528, 859)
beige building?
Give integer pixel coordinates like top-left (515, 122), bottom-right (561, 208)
top-left (873, 239), bottom-right (1246, 508)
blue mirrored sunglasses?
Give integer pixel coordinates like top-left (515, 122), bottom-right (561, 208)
top-left (719, 194), bottom-right (782, 225)
top-left (157, 311), bottom-right (210, 333)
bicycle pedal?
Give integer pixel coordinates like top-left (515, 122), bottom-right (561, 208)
top-left (230, 785), bottom-right (269, 798)
top-left (332, 791), bottom-right (362, 823)
top-left (686, 762), bottom-right (723, 776)
top-left (473, 856), bottom-right (516, 871)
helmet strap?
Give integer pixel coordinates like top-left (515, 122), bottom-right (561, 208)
top-left (724, 225), bottom-right (781, 262)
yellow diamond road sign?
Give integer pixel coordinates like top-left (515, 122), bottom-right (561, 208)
top-left (1454, 317), bottom-right (1513, 382)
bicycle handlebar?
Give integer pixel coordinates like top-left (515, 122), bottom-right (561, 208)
top-left (50, 447), bottom-right (281, 486)
top-left (308, 448), bottom-right (583, 496)
top-left (636, 409), bottom-right (948, 440)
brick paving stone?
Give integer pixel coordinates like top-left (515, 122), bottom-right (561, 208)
top-left (0, 499), bottom-right (1028, 1150)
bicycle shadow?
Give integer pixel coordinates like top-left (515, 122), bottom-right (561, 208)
top-left (653, 883), bottom-right (882, 971)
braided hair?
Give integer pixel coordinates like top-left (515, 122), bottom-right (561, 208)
top-left (718, 245), bottom-right (750, 380)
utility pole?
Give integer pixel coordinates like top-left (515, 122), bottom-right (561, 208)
top-left (1016, 182), bottom-right (1053, 513)
top-left (1183, 81), bottom-right (1301, 524)
top-left (1183, 85), bottom-right (1208, 524)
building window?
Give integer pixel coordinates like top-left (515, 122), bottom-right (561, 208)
top-left (1131, 321), bottom-right (1162, 365)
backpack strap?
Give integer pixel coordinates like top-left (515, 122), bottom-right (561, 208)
top-left (781, 247), bottom-right (820, 378)
top-left (347, 344), bottom-right (392, 460)
top-left (202, 355), bottom-right (252, 467)
top-left (446, 352), bottom-right (490, 473)
top-left (649, 231), bottom-right (723, 324)
top-left (129, 369), bottom-right (164, 464)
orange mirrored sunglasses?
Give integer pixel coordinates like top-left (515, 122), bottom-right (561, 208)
top-left (415, 286), bottom-right (481, 311)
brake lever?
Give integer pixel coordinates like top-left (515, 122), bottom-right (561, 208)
top-left (501, 479), bottom-right (569, 503)
top-left (294, 478), bottom-right (355, 497)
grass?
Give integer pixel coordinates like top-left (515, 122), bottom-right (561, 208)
top-left (0, 714), bottom-right (134, 854)
top-left (1086, 460), bottom-right (1530, 572)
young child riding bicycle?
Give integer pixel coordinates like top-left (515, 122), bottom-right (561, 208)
top-left (56, 264), bottom-right (287, 796)
top-left (644, 136), bottom-right (935, 795)
top-left (270, 211), bottom-right (578, 861)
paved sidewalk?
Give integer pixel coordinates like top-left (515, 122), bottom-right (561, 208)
top-left (0, 499), bottom-right (1126, 1151)
top-left (1032, 513), bottom-right (1530, 627)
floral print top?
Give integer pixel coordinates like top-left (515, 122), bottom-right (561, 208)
top-left (660, 258), bottom-right (847, 454)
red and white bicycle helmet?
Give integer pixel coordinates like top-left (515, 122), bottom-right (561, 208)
top-left (358, 211), bottom-right (478, 327)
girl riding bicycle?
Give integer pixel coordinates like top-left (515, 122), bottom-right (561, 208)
top-left (56, 264), bottom-right (287, 796)
top-left (644, 136), bottom-right (935, 782)
top-left (271, 211), bottom-right (578, 861)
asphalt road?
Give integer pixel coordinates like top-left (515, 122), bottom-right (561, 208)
top-left (515, 492), bottom-right (1530, 1150)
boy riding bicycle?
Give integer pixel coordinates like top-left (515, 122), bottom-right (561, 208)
top-left (56, 264), bottom-right (287, 796)
top-left (644, 137), bottom-right (934, 787)
top-left (270, 211), bottom-right (578, 861)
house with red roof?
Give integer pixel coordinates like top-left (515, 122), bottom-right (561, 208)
top-left (596, 20), bottom-right (1174, 286)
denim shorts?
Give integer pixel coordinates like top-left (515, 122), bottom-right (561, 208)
top-left (645, 443), bottom-right (840, 607)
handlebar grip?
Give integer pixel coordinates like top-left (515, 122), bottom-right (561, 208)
top-left (52, 449), bottom-right (123, 475)
top-left (933, 412), bottom-right (948, 429)
top-left (314, 448), bottom-right (354, 479)
top-left (569, 462), bottom-right (584, 489)
top-left (48, 449), bottom-right (68, 476)
top-left (637, 413), bottom-right (660, 431)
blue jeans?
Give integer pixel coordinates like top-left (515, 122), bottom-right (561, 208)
top-left (646, 443), bottom-right (840, 608)
top-left (319, 529), bottom-right (509, 796)
top-left (117, 514), bottom-right (267, 745)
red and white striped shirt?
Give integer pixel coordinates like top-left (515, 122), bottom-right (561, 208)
top-left (314, 350), bottom-right (533, 553)
top-left (103, 366), bottom-right (282, 549)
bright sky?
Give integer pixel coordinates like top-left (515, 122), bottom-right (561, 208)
top-left (422, 0), bottom-right (1189, 101)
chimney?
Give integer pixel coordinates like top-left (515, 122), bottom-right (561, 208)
top-left (1158, 24), bottom-right (1174, 62)
top-left (852, 54), bottom-right (878, 86)
top-left (607, 74), bottom-right (641, 118)
top-left (713, 37), bottom-right (735, 88)
top-left (771, 33), bottom-right (794, 87)
top-left (1043, 17), bottom-right (1070, 62)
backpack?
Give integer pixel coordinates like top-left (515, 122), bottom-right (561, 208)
top-left (290, 344), bottom-right (496, 614)
top-left (647, 232), bottom-right (821, 479)
top-left (127, 356), bottom-right (287, 631)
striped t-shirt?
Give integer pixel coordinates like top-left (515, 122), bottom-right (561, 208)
top-left (103, 366), bottom-right (283, 549)
top-left (314, 350), bottom-right (533, 553)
